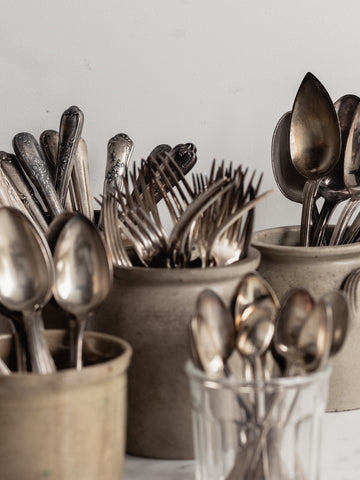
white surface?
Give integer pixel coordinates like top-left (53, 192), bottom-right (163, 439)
top-left (1, 1), bottom-right (360, 231)
top-left (123, 409), bottom-right (360, 479)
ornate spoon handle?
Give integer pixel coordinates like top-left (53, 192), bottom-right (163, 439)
top-left (0, 152), bottom-right (49, 232)
top-left (13, 132), bottom-right (63, 217)
top-left (55, 105), bottom-right (84, 206)
top-left (104, 133), bottom-right (134, 196)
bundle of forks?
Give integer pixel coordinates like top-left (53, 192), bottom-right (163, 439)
top-left (101, 152), bottom-right (271, 268)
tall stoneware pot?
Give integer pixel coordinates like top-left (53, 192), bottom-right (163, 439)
top-left (89, 247), bottom-right (260, 459)
top-left (252, 226), bottom-right (360, 412)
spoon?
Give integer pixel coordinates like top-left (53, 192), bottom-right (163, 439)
top-left (189, 289), bottom-right (253, 420)
top-left (312, 95), bottom-right (359, 245)
top-left (321, 290), bottom-right (349, 356)
top-left (12, 132), bottom-right (63, 218)
top-left (52, 214), bottom-right (113, 369)
top-left (290, 72), bottom-right (341, 246)
top-left (296, 298), bottom-right (333, 373)
top-left (273, 288), bottom-right (315, 376)
top-left (54, 106), bottom-right (84, 207)
top-left (271, 112), bottom-right (312, 206)
top-left (233, 272), bottom-right (279, 382)
top-left (189, 289), bottom-right (234, 375)
top-left (0, 207), bottom-right (55, 373)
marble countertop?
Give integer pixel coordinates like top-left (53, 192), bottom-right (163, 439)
top-left (123, 409), bottom-right (360, 480)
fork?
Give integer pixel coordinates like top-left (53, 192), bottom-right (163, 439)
top-left (116, 201), bottom-right (168, 267)
top-left (168, 177), bottom-right (232, 267)
top-left (102, 194), bottom-right (132, 267)
top-left (208, 190), bottom-right (273, 266)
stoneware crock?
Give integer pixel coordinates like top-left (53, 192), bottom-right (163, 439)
top-left (0, 329), bottom-right (132, 480)
top-left (252, 225), bottom-right (360, 412)
top-left (89, 247), bottom-right (260, 459)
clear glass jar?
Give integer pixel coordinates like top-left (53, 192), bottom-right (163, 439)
top-left (186, 360), bottom-right (331, 480)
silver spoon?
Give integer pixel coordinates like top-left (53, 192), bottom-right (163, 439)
top-left (273, 288), bottom-right (315, 376)
top-left (272, 111), bottom-right (320, 227)
top-left (189, 289), bottom-right (234, 374)
top-left (290, 72), bottom-right (341, 246)
top-left (52, 214), bottom-right (113, 369)
top-left (189, 289), bottom-right (253, 420)
top-left (12, 132), bottom-right (63, 218)
top-left (0, 207), bottom-right (55, 373)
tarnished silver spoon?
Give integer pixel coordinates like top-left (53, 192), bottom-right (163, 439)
top-left (290, 72), bottom-right (341, 246)
top-left (273, 288), bottom-right (315, 376)
top-left (52, 214), bottom-right (113, 369)
top-left (0, 207), bottom-right (55, 373)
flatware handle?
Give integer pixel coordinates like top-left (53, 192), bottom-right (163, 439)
top-left (104, 133), bottom-right (134, 196)
top-left (55, 105), bottom-right (84, 206)
top-left (13, 132), bottom-right (63, 217)
top-left (300, 179), bottom-right (320, 247)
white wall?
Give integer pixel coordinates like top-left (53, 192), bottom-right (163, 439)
top-left (0, 0), bottom-right (358, 231)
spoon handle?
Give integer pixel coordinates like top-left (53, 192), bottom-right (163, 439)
top-left (0, 152), bottom-right (49, 232)
top-left (40, 129), bottom-right (77, 212)
top-left (69, 313), bottom-right (90, 370)
top-left (71, 138), bottom-right (94, 222)
top-left (13, 132), bottom-right (63, 217)
top-left (300, 179), bottom-right (321, 246)
top-left (104, 133), bottom-right (134, 196)
top-left (55, 106), bottom-right (84, 206)
top-left (98, 133), bottom-right (134, 228)
top-left (22, 310), bottom-right (56, 374)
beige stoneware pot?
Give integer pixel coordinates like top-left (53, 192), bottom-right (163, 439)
top-left (89, 247), bottom-right (261, 460)
top-left (0, 330), bottom-right (132, 480)
top-left (252, 226), bottom-right (360, 412)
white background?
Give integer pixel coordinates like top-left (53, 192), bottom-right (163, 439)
top-left (0, 0), bottom-right (358, 231)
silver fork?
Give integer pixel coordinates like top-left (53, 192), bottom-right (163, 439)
top-left (149, 154), bottom-right (195, 224)
top-left (116, 202), bottom-right (168, 267)
top-left (208, 190), bottom-right (273, 266)
top-left (168, 177), bottom-right (233, 267)
top-left (102, 194), bottom-right (132, 267)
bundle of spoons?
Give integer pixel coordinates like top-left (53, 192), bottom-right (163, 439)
top-left (188, 274), bottom-right (349, 480)
top-left (272, 71), bottom-right (360, 246)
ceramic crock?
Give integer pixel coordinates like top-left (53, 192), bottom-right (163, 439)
top-left (252, 225), bottom-right (360, 412)
top-left (0, 330), bottom-right (132, 480)
top-left (88, 247), bottom-right (260, 459)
